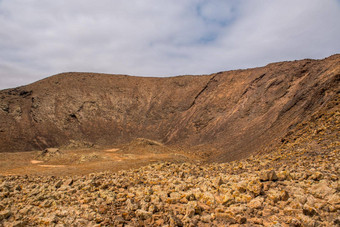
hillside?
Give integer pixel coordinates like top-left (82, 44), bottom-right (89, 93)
top-left (0, 54), bottom-right (339, 162)
top-left (0, 55), bottom-right (339, 226)
top-left (0, 94), bottom-right (338, 226)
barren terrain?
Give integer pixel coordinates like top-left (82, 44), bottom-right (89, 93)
top-left (1, 55), bottom-right (339, 161)
top-left (0, 94), bottom-right (339, 226)
top-left (0, 139), bottom-right (195, 176)
top-left (0, 55), bottom-right (339, 226)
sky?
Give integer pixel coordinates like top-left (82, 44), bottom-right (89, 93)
top-left (0, 0), bottom-right (339, 90)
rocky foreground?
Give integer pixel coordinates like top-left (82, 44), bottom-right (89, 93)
top-left (1, 100), bottom-right (339, 227)
top-left (0, 146), bottom-right (339, 227)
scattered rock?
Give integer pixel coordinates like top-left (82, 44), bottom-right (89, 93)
top-left (310, 181), bottom-right (335, 199)
top-left (64, 140), bottom-right (94, 149)
top-left (201, 214), bottom-right (212, 223)
top-left (0, 210), bottom-right (12, 221)
top-left (169, 214), bottom-right (182, 227)
top-left (260, 170), bottom-right (278, 182)
top-left (13, 221), bottom-right (27, 227)
top-left (37, 148), bottom-right (63, 160)
top-left (55, 180), bottom-right (63, 188)
top-left (248, 197), bottom-right (264, 209)
top-left (63, 178), bottom-right (73, 186)
top-left (303, 204), bottom-right (318, 217)
top-left (0, 133), bottom-right (338, 226)
top-left (135, 209), bottom-right (152, 220)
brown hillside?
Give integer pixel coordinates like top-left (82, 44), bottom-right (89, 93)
top-left (0, 54), bottom-right (339, 161)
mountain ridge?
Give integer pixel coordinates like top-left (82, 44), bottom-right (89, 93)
top-left (0, 54), bottom-right (339, 161)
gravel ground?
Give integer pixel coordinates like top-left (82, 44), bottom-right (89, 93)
top-left (0, 145), bottom-right (339, 226)
top-left (0, 97), bottom-right (339, 226)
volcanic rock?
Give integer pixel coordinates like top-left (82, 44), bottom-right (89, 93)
top-left (0, 55), bottom-right (339, 162)
top-left (37, 148), bottom-right (63, 160)
top-left (0, 55), bottom-right (339, 226)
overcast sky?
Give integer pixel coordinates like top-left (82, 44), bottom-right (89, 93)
top-left (0, 0), bottom-right (339, 90)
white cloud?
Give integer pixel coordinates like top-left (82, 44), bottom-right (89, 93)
top-left (0, 0), bottom-right (339, 89)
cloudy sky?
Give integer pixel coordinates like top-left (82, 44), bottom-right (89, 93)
top-left (0, 0), bottom-right (339, 90)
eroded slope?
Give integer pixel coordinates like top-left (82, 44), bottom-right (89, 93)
top-left (0, 55), bottom-right (339, 161)
top-left (0, 95), bottom-right (339, 226)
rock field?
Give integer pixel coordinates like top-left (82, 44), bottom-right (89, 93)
top-left (0, 86), bottom-right (339, 226)
top-left (0, 145), bottom-right (339, 226)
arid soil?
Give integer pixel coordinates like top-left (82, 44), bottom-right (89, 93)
top-left (0, 139), bottom-right (193, 176)
top-left (0, 55), bottom-right (339, 226)
top-left (0, 95), bottom-right (339, 226)
top-left (1, 152), bottom-right (339, 226)
top-left (0, 55), bottom-right (339, 162)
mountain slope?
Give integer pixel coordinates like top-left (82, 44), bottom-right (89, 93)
top-left (0, 55), bottom-right (339, 161)
top-left (0, 96), bottom-right (339, 225)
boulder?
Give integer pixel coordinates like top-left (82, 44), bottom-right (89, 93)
top-left (260, 170), bottom-right (278, 182)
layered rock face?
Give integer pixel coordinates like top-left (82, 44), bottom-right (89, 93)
top-left (0, 55), bottom-right (339, 161)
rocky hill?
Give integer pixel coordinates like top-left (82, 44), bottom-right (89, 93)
top-left (0, 55), bottom-right (339, 226)
top-left (0, 94), bottom-right (339, 226)
top-left (0, 54), bottom-right (339, 162)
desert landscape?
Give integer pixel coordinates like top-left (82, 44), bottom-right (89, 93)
top-left (0, 55), bottom-right (339, 226)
